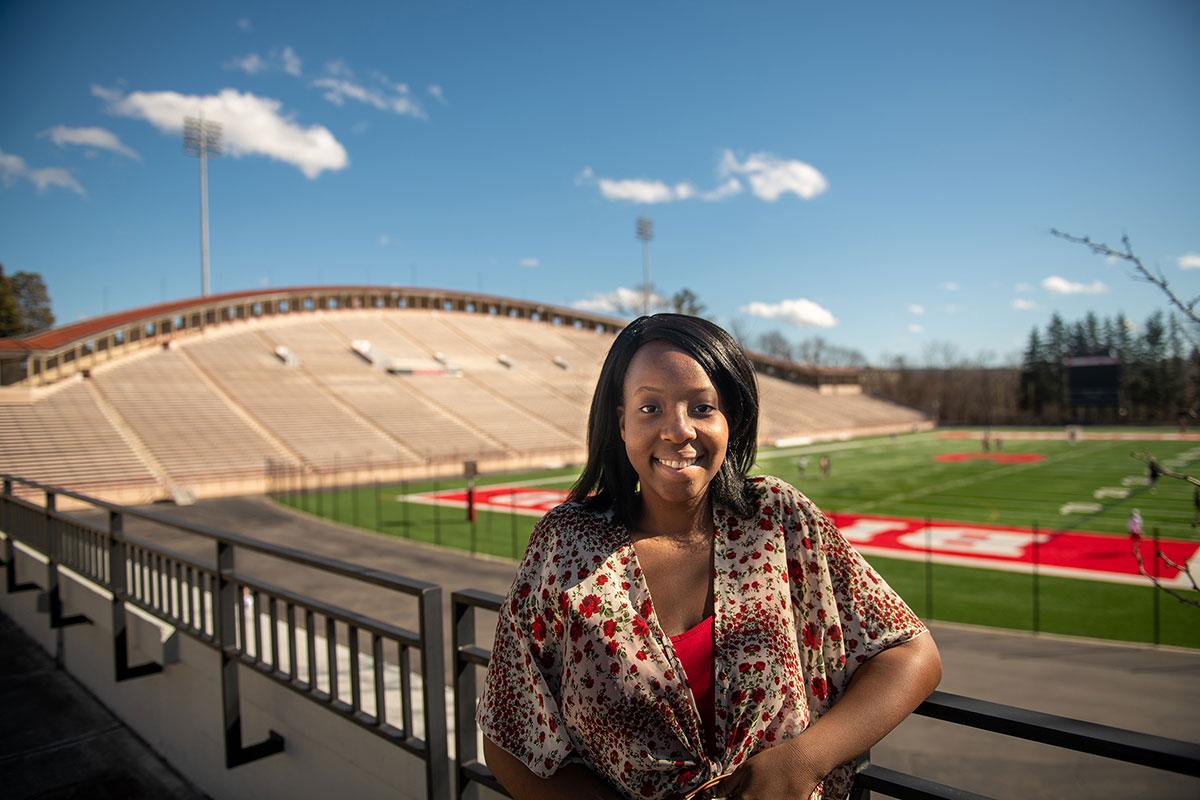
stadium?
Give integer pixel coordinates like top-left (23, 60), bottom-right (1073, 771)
top-left (1, 287), bottom-right (1197, 800)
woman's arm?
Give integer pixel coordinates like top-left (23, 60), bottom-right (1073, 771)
top-left (483, 736), bottom-right (625, 800)
top-left (717, 632), bottom-right (942, 799)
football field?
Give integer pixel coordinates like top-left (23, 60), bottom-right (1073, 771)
top-left (274, 430), bottom-right (1200, 648)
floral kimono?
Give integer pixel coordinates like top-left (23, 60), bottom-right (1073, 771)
top-left (477, 475), bottom-right (926, 800)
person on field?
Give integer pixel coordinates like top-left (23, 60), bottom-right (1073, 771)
top-left (478, 314), bottom-right (940, 800)
top-left (1148, 459), bottom-right (1161, 494)
top-left (819, 454), bottom-right (832, 478)
top-left (1127, 508), bottom-right (1143, 540)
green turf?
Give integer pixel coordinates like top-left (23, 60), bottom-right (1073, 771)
top-left (273, 429), bottom-right (1200, 647)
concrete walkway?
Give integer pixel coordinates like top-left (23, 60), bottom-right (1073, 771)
top-left (37, 495), bottom-right (1200, 798)
top-left (0, 609), bottom-right (207, 800)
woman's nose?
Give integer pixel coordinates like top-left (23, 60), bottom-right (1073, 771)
top-left (662, 408), bottom-right (695, 441)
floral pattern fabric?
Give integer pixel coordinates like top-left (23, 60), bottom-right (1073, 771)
top-left (477, 475), bottom-right (926, 800)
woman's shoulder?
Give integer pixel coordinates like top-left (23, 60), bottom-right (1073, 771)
top-left (736, 474), bottom-right (826, 526)
top-left (522, 500), bottom-right (621, 566)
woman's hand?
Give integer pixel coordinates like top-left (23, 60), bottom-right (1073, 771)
top-left (712, 738), bottom-right (823, 800)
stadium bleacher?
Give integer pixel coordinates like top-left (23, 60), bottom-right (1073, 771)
top-left (0, 290), bottom-right (931, 502)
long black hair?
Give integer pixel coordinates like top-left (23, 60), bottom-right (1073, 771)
top-left (568, 313), bottom-right (759, 525)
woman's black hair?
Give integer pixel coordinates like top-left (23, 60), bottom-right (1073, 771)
top-left (568, 313), bottom-right (759, 525)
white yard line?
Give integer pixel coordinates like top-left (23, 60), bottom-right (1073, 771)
top-left (853, 441), bottom-right (1126, 512)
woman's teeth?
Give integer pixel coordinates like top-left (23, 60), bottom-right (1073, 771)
top-left (657, 457), bottom-right (699, 469)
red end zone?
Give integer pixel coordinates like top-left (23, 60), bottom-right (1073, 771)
top-left (413, 485), bottom-right (1199, 588)
top-left (935, 453), bottom-right (1046, 464)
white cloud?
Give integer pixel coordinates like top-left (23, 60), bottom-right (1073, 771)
top-left (226, 53), bottom-right (267, 74)
top-left (1042, 275), bottom-right (1108, 295)
top-left (701, 177), bottom-right (742, 202)
top-left (940, 281), bottom-right (960, 292)
top-left (574, 166), bottom-right (594, 186)
top-left (944, 303), bottom-right (963, 315)
top-left (1015, 282), bottom-right (1033, 293)
top-left (719, 149), bottom-right (828, 201)
top-left (596, 178), bottom-right (695, 204)
top-left (520, 257), bottom-right (539, 268)
top-left (279, 47), bottom-right (302, 77)
top-left (907, 304), bottom-right (925, 316)
top-left (236, 18), bottom-right (253, 32)
top-left (907, 323), bottom-right (924, 334)
top-left (94, 85), bottom-right (348, 179)
top-left (40, 125), bottom-right (140, 160)
top-left (428, 84), bottom-right (446, 104)
top-left (1178, 253), bottom-right (1200, 270)
top-left (739, 298), bottom-right (836, 328)
top-left (1012, 298), bottom-right (1037, 311)
top-left (0, 148), bottom-right (85, 195)
top-left (378, 234), bottom-right (390, 246)
top-left (312, 61), bottom-right (425, 118)
top-left (313, 77), bottom-right (424, 118)
top-left (572, 286), bottom-right (666, 314)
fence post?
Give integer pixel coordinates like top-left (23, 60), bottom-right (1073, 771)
top-left (1031, 521), bottom-right (1040, 635)
top-left (4, 478), bottom-right (38, 595)
top-left (44, 490), bottom-right (89, 636)
top-left (1152, 527), bottom-right (1161, 646)
top-left (924, 516), bottom-right (933, 620)
top-left (375, 479), bottom-right (382, 532)
top-left (510, 508), bottom-right (518, 560)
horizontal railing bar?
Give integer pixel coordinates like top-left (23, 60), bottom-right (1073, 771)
top-left (458, 761), bottom-right (506, 795)
top-left (457, 645), bottom-right (491, 668)
top-left (916, 691), bottom-right (1200, 777)
top-left (452, 589), bottom-right (502, 612)
top-left (2, 474), bottom-right (436, 598)
top-left (854, 764), bottom-right (993, 800)
top-left (232, 572), bottom-right (422, 649)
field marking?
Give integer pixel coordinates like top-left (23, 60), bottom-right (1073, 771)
top-left (852, 441), bottom-right (1126, 513)
top-left (406, 486), bottom-right (1200, 588)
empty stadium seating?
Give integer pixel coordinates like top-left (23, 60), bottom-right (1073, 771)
top-left (1, 306), bottom-right (929, 501)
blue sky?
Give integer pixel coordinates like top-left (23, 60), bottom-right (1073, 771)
top-left (2, 0), bottom-right (1197, 363)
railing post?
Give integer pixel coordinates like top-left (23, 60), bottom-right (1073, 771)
top-left (110, 509), bottom-right (162, 681)
top-left (3, 479), bottom-right (38, 595)
top-left (44, 490), bottom-right (89, 631)
top-left (850, 749), bottom-right (872, 800)
top-left (419, 585), bottom-right (450, 800)
top-left (215, 539), bottom-right (285, 768)
top-left (453, 598), bottom-right (477, 800)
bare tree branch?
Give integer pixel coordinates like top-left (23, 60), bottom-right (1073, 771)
top-left (1131, 451), bottom-right (1200, 487)
top-left (1051, 230), bottom-right (1200, 340)
top-left (1131, 537), bottom-right (1200, 608)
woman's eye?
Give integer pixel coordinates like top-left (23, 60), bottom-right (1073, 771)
top-left (693, 404), bottom-right (715, 414)
top-left (639, 404), bottom-right (657, 414)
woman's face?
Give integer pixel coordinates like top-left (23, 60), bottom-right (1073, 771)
top-left (618, 340), bottom-right (730, 513)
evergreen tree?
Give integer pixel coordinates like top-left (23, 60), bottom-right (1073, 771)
top-left (0, 265), bottom-right (22, 339)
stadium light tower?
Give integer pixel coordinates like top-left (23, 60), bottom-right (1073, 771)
top-left (635, 216), bottom-right (654, 315)
top-left (183, 113), bottom-right (223, 297)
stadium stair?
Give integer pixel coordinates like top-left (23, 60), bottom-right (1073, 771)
top-left (82, 380), bottom-right (186, 504)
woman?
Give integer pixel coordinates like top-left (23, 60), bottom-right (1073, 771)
top-left (479, 314), bottom-right (941, 799)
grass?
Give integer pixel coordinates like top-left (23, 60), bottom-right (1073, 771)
top-left (274, 429), bottom-right (1200, 647)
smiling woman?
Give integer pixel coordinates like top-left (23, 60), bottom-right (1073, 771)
top-left (477, 314), bottom-right (941, 800)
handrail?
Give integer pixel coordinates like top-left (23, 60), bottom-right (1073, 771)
top-left (3, 472), bottom-right (437, 597)
top-left (0, 474), bottom-right (450, 799)
top-left (449, 591), bottom-right (1200, 800)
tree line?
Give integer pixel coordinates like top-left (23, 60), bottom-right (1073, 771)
top-left (0, 264), bottom-right (54, 338)
top-left (1019, 310), bottom-right (1197, 425)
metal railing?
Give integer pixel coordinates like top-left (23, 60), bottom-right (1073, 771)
top-left (0, 474), bottom-right (450, 799)
top-left (449, 590), bottom-right (1200, 800)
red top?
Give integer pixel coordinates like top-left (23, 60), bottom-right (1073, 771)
top-left (669, 614), bottom-right (715, 752)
